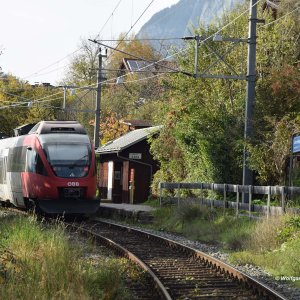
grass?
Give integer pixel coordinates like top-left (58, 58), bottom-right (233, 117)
top-left (147, 202), bottom-right (300, 287)
top-left (0, 214), bottom-right (133, 300)
top-left (151, 202), bottom-right (255, 249)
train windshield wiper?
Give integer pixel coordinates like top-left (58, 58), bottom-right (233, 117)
top-left (70, 154), bottom-right (89, 168)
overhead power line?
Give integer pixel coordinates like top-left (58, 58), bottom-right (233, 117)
top-left (107, 0), bottom-right (156, 59)
top-left (0, 96), bottom-right (63, 110)
top-left (1, 0), bottom-right (266, 111)
top-left (22, 1), bottom-right (124, 81)
top-left (23, 49), bottom-right (82, 80)
top-left (10, 0), bottom-right (264, 97)
top-left (261, 6), bottom-right (300, 28)
top-left (89, 39), bottom-right (192, 77)
top-left (91, 0), bottom-right (264, 87)
top-left (94, 0), bottom-right (123, 40)
top-left (97, 37), bottom-right (183, 42)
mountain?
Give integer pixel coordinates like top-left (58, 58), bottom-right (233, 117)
top-left (137, 0), bottom-right (245, 46)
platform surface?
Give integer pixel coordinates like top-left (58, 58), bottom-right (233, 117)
top-left (100, 203), bottom-right (155, 212)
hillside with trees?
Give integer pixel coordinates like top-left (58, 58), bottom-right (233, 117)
top-left (150, 0), bottom-right (300, 190)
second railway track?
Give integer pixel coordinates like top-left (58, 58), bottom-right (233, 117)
top-left (70, 219), bottom-right (286, 300)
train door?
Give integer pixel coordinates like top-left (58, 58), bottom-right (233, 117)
top-left (0, 154), bottom-right (5, 200)
top-left (0, 149), bottom-right (12, 201)
top-left (9, 147), bottom-right (26, 207)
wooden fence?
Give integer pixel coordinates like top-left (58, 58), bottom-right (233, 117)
top-left (159, 182), bottom-right (300, 218)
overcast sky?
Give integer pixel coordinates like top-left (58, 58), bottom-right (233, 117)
top-left (0, 0), bottom-right (179, 85)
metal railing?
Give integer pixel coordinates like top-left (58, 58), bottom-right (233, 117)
top-left (159, 182), bottom-right (300, 218)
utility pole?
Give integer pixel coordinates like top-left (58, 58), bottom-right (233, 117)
top-left (242, 0), bottom-right (259, 202)
top-left (188, 0), bottom-right (262, 203)
top-left (94, 48), bottom-right (107, 149)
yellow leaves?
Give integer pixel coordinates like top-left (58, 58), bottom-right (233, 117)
top-left (100, 112), bottom-right (128, 145)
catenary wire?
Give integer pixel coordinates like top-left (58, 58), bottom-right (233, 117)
top-left (22, 1), bottom-right (124, 81)
top-left (261, 6), bottom-right (300, 28)
top-left (3, 0), bottom-right (264, 106)
top-left (94, 0), bottom-right (123, 40)
top-left (96, 0), bottom-right (264, 86)
top-left (106, 0), bottom-right (155, 60)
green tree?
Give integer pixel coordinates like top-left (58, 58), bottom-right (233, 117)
top-left (0, 76), bottom-right (62, 135)
top-left (63, 39), bottom-right (99, 86)
top-left (150, 2), bottom-right (300, 189)
top-left (61, 34), bottom-right (165, 143)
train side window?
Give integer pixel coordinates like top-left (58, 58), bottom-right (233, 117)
top-left (26, 149), bottom-right (35, 173)
top-left (35, 154), bottom-right (48, 176)
top-left (7, 146), bottom-right (27, 172)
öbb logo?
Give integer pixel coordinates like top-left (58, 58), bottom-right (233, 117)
top-left (67, 182), bottom-right (80, 187)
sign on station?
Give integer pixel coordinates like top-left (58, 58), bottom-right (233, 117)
top-left (129, 153), bottom-right (142, 159)
top-left (293, 135), bottom-right (300, 153)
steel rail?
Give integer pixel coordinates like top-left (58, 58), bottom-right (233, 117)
top-left (69, 222), bottom-right (172, 300)
top-left (91, 219), bottom-right (287, 300)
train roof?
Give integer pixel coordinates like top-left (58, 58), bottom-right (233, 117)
top-left (39, 133), bottom-right (91, 145)
top-left (29, 121), bottom-right (87, 135)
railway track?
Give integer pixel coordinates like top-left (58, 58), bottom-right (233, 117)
top-left (70, 219), bottom-right (287, 300)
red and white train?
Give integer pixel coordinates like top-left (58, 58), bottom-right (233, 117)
top-left (0, 121), bottom-right (100, 214)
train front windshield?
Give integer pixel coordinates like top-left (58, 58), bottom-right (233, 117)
top-left (45, 144), bottom-right (91, 178)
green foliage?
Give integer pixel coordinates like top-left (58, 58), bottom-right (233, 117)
top-left (230, 214), bottom-right (300, 285)
top-left (277, 215), bottom-right (300, 243)
top-left (84, 258), bottom-right (131, 300)
top-left (151, 203), bottom-right (254, 248)
top-left (0, 76), bottom-right (62, 135)
top-left (59, 34), bottom-right (166, 143)
top-left (249, 66), bottom-right (300, 184)
top-left (63, 38), bottom-right (98, 86)
top-left (150, 4), bottom-right (300, 187)
top-left (0, 215), bottom-right (132, 300)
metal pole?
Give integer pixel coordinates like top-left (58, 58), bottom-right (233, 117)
top-left (63, 87), bottom-right (66, 110)
top-left (289, 134), bottom-right (294, 187)
top-left (267, 186), bottom-right (271, 219)
top-left (94, 50), bottom-right (106, 149)
top-left (194, 35), bottom-right (200, 77)
top-left (242, 0), bottom-right (258, 203)
top-left (236, 185), bottom-right (240, 217)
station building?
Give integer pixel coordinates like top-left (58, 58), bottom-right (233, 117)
top-left (96, 125), bottom-right (161, 203)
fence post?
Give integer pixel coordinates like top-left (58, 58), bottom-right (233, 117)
top-left (200, 182), bottom-right (203, 205)
top-left (248, 185), bottom-right (252, 218)
top-left (281, 186), bottom-right (285, 214)
top-left (236, 185), bottom-right (239, 217)
top-left (211, 183), bottom-right (214, 209)
top-left (223, 184), bottom-right (227, 215)
top-left (177, 183), bottom-right (181, 207)
top-left (267, 186), bottom-right (271, 219)
top-left (159, 182), bottom-right (162, 207)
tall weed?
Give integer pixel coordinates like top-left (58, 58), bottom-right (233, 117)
top-left (244, 216), bottom-right (284, 252)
